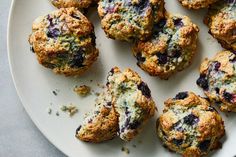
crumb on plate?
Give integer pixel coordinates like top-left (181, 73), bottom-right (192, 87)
top-left (74, 85), bottom-right (91, 96)
top-left (60, 104), bottom-right (78, 117)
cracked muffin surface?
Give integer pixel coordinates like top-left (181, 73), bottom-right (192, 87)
top-left (178, 0), bottom-right (217, 9)
top-left (97, 0), bottom-right (165, 42)
top-left (133, 13), bottom-right (199, 79)
top-left (197, 50), bottom-right (236, 112)
top-left (204, 0), bottom-right (236, 51)
top-left (29, 8), bottom-right (99, 76)
top-left (157, 91), bottom-right (225, 157)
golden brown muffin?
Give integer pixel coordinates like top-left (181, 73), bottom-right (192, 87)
top-left (29, 8), bottom-right (99, 76)
top-left (157, 91), bottom-right (225, 157)
top-left (204, 0), bottom-right (236, 51)
top-left (197, 50), bottom-right (236, 112)
top-left (133, 13), bottom-right (199, 79)
top-left (97, 0), bottom-right (165, 42)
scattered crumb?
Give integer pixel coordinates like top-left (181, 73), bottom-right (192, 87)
top-left (96, 83), bottom-right (105, 89)
top-left (121, 146), bottom-right (130, 154)
top-left (74, 85), bottom-right (91, 96)
top-left (56, 111), bottom-right (60, 116)
top-left (47, 107), bottom-right (52, 114)
top-left (90, 80), bottom-right (93, 82)
top-left (95, 92), bottom-right (100, 96)
top-left (60, 104), bottom-right (78, 117)
top-left (52, 90), bottom-right (57, 96)
top-left (132, 144), bottom-right (136, 148)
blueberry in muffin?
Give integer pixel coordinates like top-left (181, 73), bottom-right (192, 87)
top-left (107, 67), bottom-right (156, 141)
top-left (157, 91), bottom-right (225, 157)
top-left (29, 8), bottom-right (99, 76)
top-left (204, 0), bottom-right (236, 51)
top-left (178, 0), bottom-right (217, 9)
top-left (133, 13), bottom-right (199, 79)
top-left (97, 0), bottom-right (165, 42)
top-left (197, 50), bottom-right (236, 112)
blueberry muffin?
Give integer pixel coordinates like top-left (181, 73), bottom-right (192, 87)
top-left (204, 0), bottom-right (236, 51)
top-left (50, 0), bottom-right (93, 10)
top-left (97, 0), bottom-right (165, 42)
top-left (133, 13), bottom-right (199, 79)
top-left (178, 0), bottom-right (217, 9)
top-left (107, 67), bottom-right (156, 141)
top-left (157, 91), bottom-right (225, 157)
top-left (196, 50), bottom-right (236, 112)
top-left (75, 90), bottom-right (118, 143)
top-left (29, 8), bottom-right (99, 76)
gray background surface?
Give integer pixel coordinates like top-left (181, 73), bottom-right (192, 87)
top-left (0, 1), bottom-right (66, 156)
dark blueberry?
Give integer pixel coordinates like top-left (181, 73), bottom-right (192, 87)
top-left (196, 74), bottom-right (209, 90)
top-left (30, 46), bottom-right (35, 53)
top-left (71, 14), bottom-right (80, 20)
top-left (47, 15), bottom-right (53, 26)
top-left (172, 120), bottom-right (184, 132)
top-left (136, 52), bottom-right (146, 64)
top-left (172, 139), bottom-right (183, 146)
top-left (223, 91), bottom-right (233, 102)
top-left (138, 82), bottom-right (151, 98)
top-left (153, 19), bottom-right (166, 34)
top-left (69, 51), bottom-right (84, 68)
top-left (215, 87), bottom-right (220, 94)
top-left (127, 120), bottom-right (141, 130)
top-left (198, 140), bottom-right (211, 152)
top-left (76, 125), bottom-right (82, 133)
top-left (156, 52), bottom-right (168, 64)
top-left (173, 18), bottom-right (184, 27)
top-left (133, 0), bottom-right (150, 14)
top-left (174, 92), bottom-right (188, 100)
top-left (107, 102), bottom-right (112, 106)
top-left (124, 117), bottom-right (130, 128)
top-left (183, 114), bottom-right (199, 126)
top-left (170, 49), bottom-right (181, 58)
top-left (109, 68), bottom-right (115, 75)
top-left (90, 33), bottom-right (96, 46)
top-left (94, 111), bottom-right (100, 114)
top-left (125, 107), bottom-right (130, 115)
top-left (47, 27), bottom-right (60, 38)
top-left (155, 19), bottom-right (166, 29)
top-left (213, 61), bottom-right (221, 71)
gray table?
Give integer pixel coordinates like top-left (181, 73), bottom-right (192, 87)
top-left (0, 1), bottom-right (66, 156)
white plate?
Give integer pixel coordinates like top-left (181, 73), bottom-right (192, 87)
top-left (7, 0), bottom-right (236, 156)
